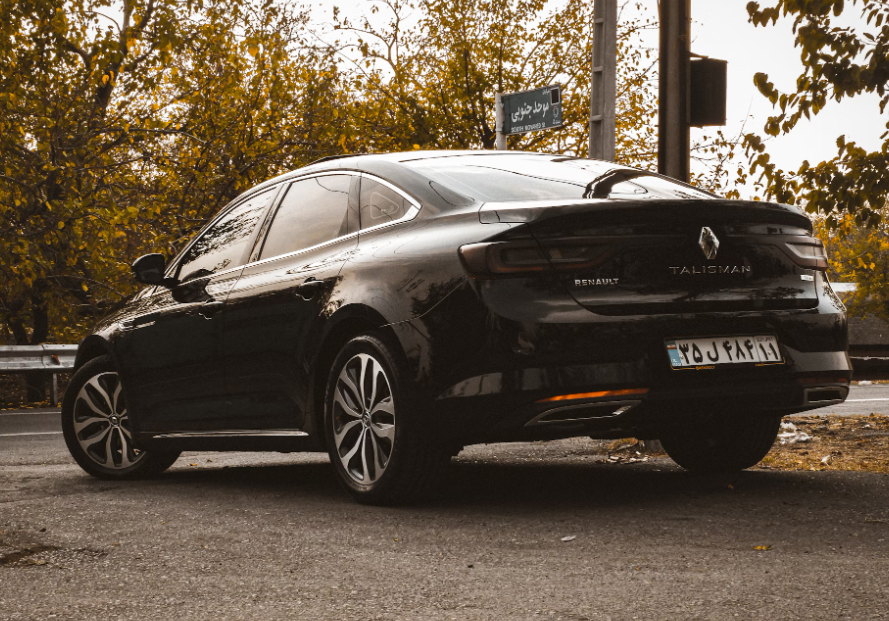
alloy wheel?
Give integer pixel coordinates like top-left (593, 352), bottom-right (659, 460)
top-left (72, 372), bottom-right (144, 469)
top-left (332, 353), bottom-right (396, 485)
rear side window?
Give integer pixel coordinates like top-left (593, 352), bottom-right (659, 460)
top-left (260, 174), bottom-right (351, 260)
top-left (359, 178), bottom-right (409, 229)
top-left (177, 189), bottom-right (275, 281)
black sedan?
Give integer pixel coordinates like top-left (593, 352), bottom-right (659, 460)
top-left (63, 151), bottom-right (851, 504)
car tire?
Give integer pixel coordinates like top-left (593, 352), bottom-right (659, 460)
top-left (323, 333), bottom-right (450, 505)
top-left (660, 415), bottom-right (782, 473)
top-left (62, 355), bottom-right (181, 480)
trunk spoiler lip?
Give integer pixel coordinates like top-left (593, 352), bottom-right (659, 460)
top-left (478, 198), bottom-right (811, 228)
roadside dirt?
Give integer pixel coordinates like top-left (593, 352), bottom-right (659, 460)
top-left (761, 414), bottom-right (889, 474)
top-left (605, 414), bottom-right (889, 474)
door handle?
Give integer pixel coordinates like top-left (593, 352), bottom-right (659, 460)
top-left (293, 278), bottom-right (328, 300)
top-left (199, 299), bottom-right (224, 318)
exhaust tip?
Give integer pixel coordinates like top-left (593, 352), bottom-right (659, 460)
top-left (803, 386), bottom-right (849, 405)
top-left (526, 400), bottom-right (641, 426)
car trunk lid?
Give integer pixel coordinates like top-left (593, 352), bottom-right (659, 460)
top-left (480, 198), bottom-right (820, 315)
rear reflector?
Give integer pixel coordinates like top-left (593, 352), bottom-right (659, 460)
top-left (536, 388), bottom-right (649, 403)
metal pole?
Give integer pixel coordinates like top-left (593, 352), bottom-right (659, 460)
top-left (589, 0), bottom-right (617, 161)
top-left (658, 0), bottom-right (691, 181)
top-left (495, 93), bottom-right (507, 150)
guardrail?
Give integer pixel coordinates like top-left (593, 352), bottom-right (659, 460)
top-left (0, 344), bottom-right (77, 405)
top-left (848, 345), bottom-right (889, 382)
top-left (0, 342), bottom-right (886, 407)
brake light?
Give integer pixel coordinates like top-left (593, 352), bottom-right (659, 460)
top-left (784, 238), bottom-right (829, 271)
top-left (459, 241), bottom-right (613, 279)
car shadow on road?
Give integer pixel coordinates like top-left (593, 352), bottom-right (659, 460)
top-left (136, 454), bottom-right (884, 516)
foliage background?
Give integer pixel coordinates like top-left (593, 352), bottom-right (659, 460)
top-left (1, 0), bottom-right (887, 366)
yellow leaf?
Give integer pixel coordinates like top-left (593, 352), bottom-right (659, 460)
top-left (102, 74), bottom-right (109, 85)
top-left (57, 221), bottom-right (64, 230)
top-left (753, 545), bottom-right (772, 551)
top-left (81, 283), bottom-right (88, 292)
top-left (248, 45), bottom-right (259, 57)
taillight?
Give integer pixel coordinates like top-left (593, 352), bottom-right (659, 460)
top-left (459, 240), bottom-right (613, 279)
top-left (784, 238), bottom-right (829, 271)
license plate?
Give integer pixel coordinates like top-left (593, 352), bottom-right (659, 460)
top-left (666, 335), bottom-right (783, 368)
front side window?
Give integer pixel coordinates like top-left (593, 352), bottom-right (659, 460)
top-left (259, 175), bottom-right (351, 260)
top-left (359, 178), bottom-right (410, 230)
top-left (177, 189), bottom-right (276, 282)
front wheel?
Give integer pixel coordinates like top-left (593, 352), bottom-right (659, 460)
top-left (62, 356), bottom-right (180, 480)
top-left (660, 415), bottom-right (782, 473)
top-left (324, 334), bottom-right (449, 505)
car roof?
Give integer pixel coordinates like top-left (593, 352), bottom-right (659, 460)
top-left (244, 150), bottom-right (602, 196)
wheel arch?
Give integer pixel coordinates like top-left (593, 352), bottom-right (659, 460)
top-left (74, 336), bottom-right (116, 372)
top-left (304, 304), bottom-right (402, 447)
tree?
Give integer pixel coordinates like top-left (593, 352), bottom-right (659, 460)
top-left (815, 205), bottom-right (889, 320)
top-left (324, 0), bottom-right (741, 193)
top-left (2, 0), bottom-right (746, 401)
top-left (0, 0), bottom-right (341, 397)
top-left (744, 0), bottom-right (889, 227)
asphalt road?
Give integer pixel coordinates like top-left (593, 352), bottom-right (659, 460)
top-left (1, 387), bottom-right (888, 620)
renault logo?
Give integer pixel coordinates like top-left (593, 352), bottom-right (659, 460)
top-left (699, 227), bottom-right (720, 260)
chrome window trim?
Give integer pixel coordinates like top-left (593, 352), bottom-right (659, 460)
top-left (247, 230), bottom-right (361, 270)
top-left (357, 173), bottom-right (422, 235)
top-left (165, 170), bottom-right (424, 276)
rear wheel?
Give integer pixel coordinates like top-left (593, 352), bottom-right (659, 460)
top-left (660, 415), bottom-right (781, 473)
top-left (324, 334), bottom-right (449, 505)
top-left (62, 356), bottom-right (180, 480)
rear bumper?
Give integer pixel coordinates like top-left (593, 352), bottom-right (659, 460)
top-left (392, 279), bottom-right (850, 444)
top-left (429, 346), bottom-right (850, 443)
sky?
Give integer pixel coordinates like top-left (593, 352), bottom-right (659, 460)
top-left (687, 0), bottom-right (884, 178)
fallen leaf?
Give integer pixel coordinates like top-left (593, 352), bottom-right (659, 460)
top-left (753, 545), bottom-right (772, 551)
top-left (561, 535), bottom-right (576, 542)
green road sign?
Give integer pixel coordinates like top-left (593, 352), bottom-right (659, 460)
top-left (500, 85), bottom-right (563, 135)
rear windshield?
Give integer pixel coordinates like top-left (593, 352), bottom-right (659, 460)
top-left (405, 154), bottom-right (714, 202)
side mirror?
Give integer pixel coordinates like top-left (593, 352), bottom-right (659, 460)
top-left (132, 253), bottom-right (167, 285)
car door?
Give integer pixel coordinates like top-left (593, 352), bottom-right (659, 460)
top-left (116, 188), bottom-right (279, 433)
top-left (220, 173), bottom-right (359, 429)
